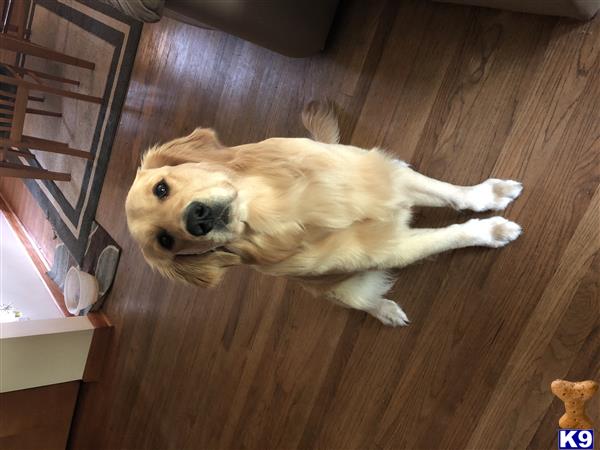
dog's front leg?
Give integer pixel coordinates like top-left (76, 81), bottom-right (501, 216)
top-left (381, 217), bottom-right (522, 269)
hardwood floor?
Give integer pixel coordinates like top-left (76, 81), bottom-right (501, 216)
top-left (2, 0), bottom-right (598, 449)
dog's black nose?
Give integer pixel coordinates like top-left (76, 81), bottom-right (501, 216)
top-left (185, 201), bottom-right (214, 236)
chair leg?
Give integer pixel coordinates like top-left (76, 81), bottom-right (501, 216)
top-left (24, 143), bottom-right (93, 160)
top-left (5, 136), bottom-right (93, 160)
top-left (25, 108), bottom-right (62, 118)
top-left (5, 64), bottom-right (80, 86)
top-left (0, 162), bottom-right (71, 181)
top-left (0, 35), bottom-right (95, 70)
top-left (20, 135), bottom-right (68, 148)
top-left (9, 85), bottom-right (28, 140)
top-left (0, 74), bottom-right (103, 104)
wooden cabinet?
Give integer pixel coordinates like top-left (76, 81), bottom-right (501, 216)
top-left (0, 315), bottom-right (111, 449)
top-left (0, 381), bottom-right (79, 450)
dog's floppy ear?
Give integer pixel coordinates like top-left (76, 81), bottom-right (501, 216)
top-left (151, 249), bottom-right (241, 287)
top-left (141, 127), bottom-right (224, 169)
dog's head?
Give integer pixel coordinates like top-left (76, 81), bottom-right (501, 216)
top-left (125, 128), bottom-right (243, 286)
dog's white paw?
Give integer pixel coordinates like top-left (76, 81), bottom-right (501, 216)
top-left (465, 217), bottom-right (522, 248)
top-left (465, 179), bottom-right (523, 211)
top-left (370, 299), bottom-right (410, 327)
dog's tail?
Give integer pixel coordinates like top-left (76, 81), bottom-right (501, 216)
top-left (302, 100), bottom-right (340, 144)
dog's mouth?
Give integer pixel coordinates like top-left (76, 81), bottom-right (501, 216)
top-left (175, 245), bottom-right (236, 257)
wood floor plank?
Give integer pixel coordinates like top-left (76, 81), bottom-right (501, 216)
top-left (425, 14), bottom-right (600, 450)
top-left (466, 186), bottom-right (600, 449)
top-left (528, 292), bottom-right (600, 450)
top-left (351, 1), bottom-right (472, 154)
top-left (350, 11), bottom-right (588, 450)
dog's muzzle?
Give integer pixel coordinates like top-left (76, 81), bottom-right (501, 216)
top-left (184, 201), bottom-right (229, 236)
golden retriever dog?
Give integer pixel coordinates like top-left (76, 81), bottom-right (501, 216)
top-left (126, 102), bottom-right (522, 326)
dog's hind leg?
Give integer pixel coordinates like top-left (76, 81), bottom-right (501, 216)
top-left (396, 165), bottom-right (523, 211)
top-left (326, 270), bottom-right (409, 326)
top-left (302, 100), bottom-right (340, 144)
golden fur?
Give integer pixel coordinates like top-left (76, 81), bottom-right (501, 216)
top-left (126, 102), bottom-right (523, 326)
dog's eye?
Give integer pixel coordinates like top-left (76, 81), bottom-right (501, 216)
top-left (157, 231), bottom-right (174, 250)
top-left (153, 181), bottom-right (169, 199)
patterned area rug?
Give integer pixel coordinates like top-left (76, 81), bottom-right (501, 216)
top-left (17, 0), bottom-right (141, 262)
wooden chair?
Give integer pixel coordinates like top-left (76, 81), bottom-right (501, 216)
top-left (0, 1), bottom-right (81, 90)
top-left (0, 0), bottom-right (94, 70)
top-left (0, 2), bottom-right (100, 181)
top-left (3, 63), bottom-right (80, 87)
top-left (0, 69), bottom-right (101, 181)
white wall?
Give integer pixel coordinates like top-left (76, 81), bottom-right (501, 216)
top-left (0, 211), bottom-right (62, 320)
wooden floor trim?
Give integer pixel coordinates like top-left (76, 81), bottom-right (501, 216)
top-left (82, 312), bottom-right (113, 382)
